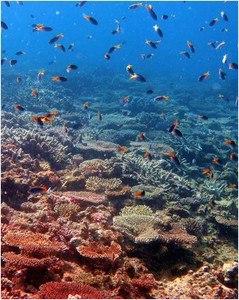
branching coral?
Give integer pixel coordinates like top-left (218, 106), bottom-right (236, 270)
top-left (38, 281), bottom-right (108, 299)
top-left (182, 218), bottom-right (203, 238)
top-left (120, 205), bottom-right (154, 216)
top-left (121, 152), bottom-right (192, 197)
top-left (2, 125), bottom-right (71, 169)
top-left (54, 202), bottom-right (80, 220)
top-left (79, 158), bottom-right (118, 177)
top-left (85, 176), bottom-right (122, 192)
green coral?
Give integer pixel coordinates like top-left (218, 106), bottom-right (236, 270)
top-left (120, 205), bottom-right (154, 216)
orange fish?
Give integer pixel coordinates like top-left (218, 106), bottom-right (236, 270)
top-left (225, 139), bottom-right (236, 148)
top-left (83, 14), bottom-right (98, 25)
top-left (128, 3), bottom-right (142, 9)
top-left (32, 23), bottom-right (52, 32)
top-left (187, 40), bottom-right (195, 53)
top-left (83, 102), bottom-right (89, 109)
top-left (145, 4), bottom-right (157, 20)
top-left (138, 133), bottom-right (146, 141)
top-left (169, 152), bottom-right (180, 167)
top-left (169, 120), bottom-right (179, 133)
top-left (209, 200), bottom-right (216, 207)
top-left (198, 71), bottom-right (210, 82)
top-left (32, 89), bottom-right (38, 98)
top-left (145, 151), bottom-right (152, 160)
top-left (229, 183), bottom-right (236, 189)
top-left (44, 111), bottom-right (58, 117)
top-left (66, 64), bottom-right (78, 72)
top-left (37, 69), bottom-right (45, 81)
top-left (198, 115), bottom-right (208, 120)
top-left (212, 157), bottom-right (223, 165)
top-left (134, 190), bottom-right (145, 197)
top-left (229, 153), bottom-right (238, 161)
top-left (14, 104), bottom-right (24, 111)
top-left (98, 111), bottom-right (102, 121)
top-left (52, 76), bottom-right (67, 82)
top-left (118, 146), bottom-right (126, 152)
top-left (202, 169), bottom-right (212, 174)
top-left (32, 116), bottom-right (44, 126)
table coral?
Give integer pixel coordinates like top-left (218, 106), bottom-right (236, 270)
top-left (113, 215), bottom-right (197, 246)
top-left (38, 281), bottom-right (109, 299)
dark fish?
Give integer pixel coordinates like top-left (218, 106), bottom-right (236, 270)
top-left (98, 111), bottom-right (102, 121)
top-left (154, 95), bottom-right (169, 101)
top-left (161, 14), bottom-right (168, 20)
top-left (28, 185), bottom-right (47, 194)
top-left (169, 120), bottom-right (178, 133)
top-left (198, 71), bottom-right (210, 81)
top-left (32, 116), bottom-right (44, 126)
top-left (169, 152), bottom-right (180, 167)
top-left (16, 51), bottom-right (26, 55)
top-left (68, 43), bottom-right (74, 51)
top-left (1, 21), bottom-right (8, 30)
top-left (187, 40), bottom-right (195, 53)
top-left (128, 3), bottom-right (142, 9)
top-left (14, 104), bottom-right (24, 111)
top-left (146, 89), bottom-right (153, 94)
top-left (9, 59), bottom-right (17, 66)
top-left (108, 44), bottom-right (121, 54)
top-left (229, 153), bottom-right (238, 161)
top-left (130, 73), bottom-right (146, 82)
top-left (104, 53), bottom-right (110, 60)
top-left (30, 14), bottom-right (35, 19)
top-left (199, 26), bottom-right (205, 31)
top-left (171, 128), bottom-right (183, 137)
top-left (221, 11), bottom-right (228, 21)
top-left (83, 14), bottom-right (98, 25)
top-left (2, 104), bottom-right (6, 109)
top-left (134, 190), bottom-right (145, 197)
top-left (16, 76), bottom-right (22, 82)
top-left (48, 59), bottom-right (56, 65)
top-left (52, 76), bottom-right (67, 82)
top-left (126, 64), bottom-right (134, 75)
top-left (1, 58), bottom-right (7, 65)
top-left (49, 33), bottom-right (63, 44)
top-left (54, 43), bottom-right (65, 52)
top-left (209, 17), bottom-right (218, 26)
top-left (16, 1), bottom-right (23, 5)
top-left (32, 24), bottom-right (52, 32)
top-left (72, 123), bottom-right (85, 130)
top-left (180, 51), bottom-right (190, 58)
top-left (145, 40), bottom-right (160, 49)
top-left (219, 68), bottom-right (226, 80)
top-left (198, 115), bottom-right (208, 120)
top-left (4, 1), bottom-right (10, 7)
top-left (208, 41), bottom-right (217, 48)
top-left (76, 1), bottom-right (87, 7)
top-left (66, 64), bottom-right (78, 72)
top-left (145, 4), bottom-right (157, 20)
top-left (153, 25), bottom-right (163, 38)
top-left (229, 62), bottom-right (238, 70)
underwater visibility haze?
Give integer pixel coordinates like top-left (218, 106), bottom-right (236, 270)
top-left (1, 1), bottom-right (238, 299)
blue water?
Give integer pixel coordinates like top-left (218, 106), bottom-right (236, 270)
top-left (1, 1), bottom-right (238, 82)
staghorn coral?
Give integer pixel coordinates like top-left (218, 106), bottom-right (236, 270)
top-left (2, 125), bottom-right (71, 169)
top-left (54, 202), bottom-right (80, 220)
top-left (38, 281), bottom-right (108, 299)
top-left (3, 231), bottom-right (67, 257)
top-left (121, 152), bottom-right (192, 197)
top-left (120, 205), bottom-right (154, 216)
top-left (182, 218), bottom-right (203, 238)
top-left (113, 215), bottom-right (197, 246)
top-left (85, 176), bottom-right (122, 192)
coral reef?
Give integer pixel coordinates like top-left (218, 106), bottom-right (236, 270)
top-left (113, 214), bottom-right (197, 246)
top-left (85, 176), bottom-right (122, 192)
top-left (38, 281), bottom-right (108, 299)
